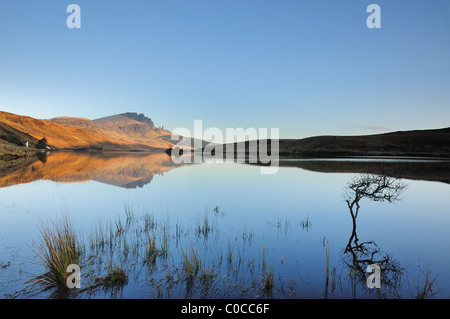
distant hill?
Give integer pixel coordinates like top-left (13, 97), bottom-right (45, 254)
top-left (223, 127), bottom-right (450, 158)
top-left (278, 128), bottom-right (450, 158)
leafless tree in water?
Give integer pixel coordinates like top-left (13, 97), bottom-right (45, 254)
top-left (342, 174), bottom-right (407, 296)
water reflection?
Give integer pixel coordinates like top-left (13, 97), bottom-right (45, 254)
top-left (0, 152), bottom-right (183, 189)
top-left (3, 152), bottom-right (450, 190)
top-left (1, 155), bottom-right (447, 299)
top-left (36, 151), bottom-right (49, 163)
top-left (342, 174), bottom-right (406, 297)
top-left (278, 159), bottom-right (450, 184)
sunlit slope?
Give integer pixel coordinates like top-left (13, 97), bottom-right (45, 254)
top-left (0, 119), bottom-right (40, 147)
top-left (49, 113), bottom-right (177, 149)
top-left (50, 116), bottom-right (99, 132)
top-left (0, 111), bottom-right (127, 149)
top-left (92, 113), bottom-right (175, 149)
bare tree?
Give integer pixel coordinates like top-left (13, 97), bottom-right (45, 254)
top-left (342, 174), bottom-right (407, 296)
top-left (344, 173), bottom-right (407, 251)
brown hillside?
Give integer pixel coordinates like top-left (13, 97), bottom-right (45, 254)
top-left (0, 111), bottom-right (139, 149)
top-left (93, 113), bottom-right (175, 149)
top-left (50, 117), bottom-right (99, 132)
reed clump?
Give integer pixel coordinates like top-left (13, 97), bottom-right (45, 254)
top-left (181, 245), bottom-right (201, 279)
top-left (98, 261), bottom-right (129, 287)
top-left (143, 233), bottom-right (159, 263)
top-left (31, 216), bottom-right (81, 289)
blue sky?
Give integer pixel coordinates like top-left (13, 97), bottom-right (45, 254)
top-left (0, 0), bottom-right (449, 138)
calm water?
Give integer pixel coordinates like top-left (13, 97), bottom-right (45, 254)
top-left (0, 152), bottom-right (449, 299)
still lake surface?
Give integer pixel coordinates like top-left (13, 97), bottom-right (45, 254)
top-left (0, 152), bottom-right (449, 298)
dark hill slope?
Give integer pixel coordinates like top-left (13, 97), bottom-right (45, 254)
top-left (224, 127), bottom-right (450, 158)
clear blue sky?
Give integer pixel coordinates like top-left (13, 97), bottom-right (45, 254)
top-left (0, 0), bottom-right (449, 138)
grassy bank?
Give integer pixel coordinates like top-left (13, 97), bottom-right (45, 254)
top-left (0, 143), bottom-right (40, 179)
top-left (0, 142), bottom-right (37, 160)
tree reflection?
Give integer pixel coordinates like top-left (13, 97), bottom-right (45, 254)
top-left (36, 150), bottom-right (48, 163)
top-left (342, 174), bottom-right (407, 296)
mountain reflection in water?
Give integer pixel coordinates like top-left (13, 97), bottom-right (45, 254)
top-left (0, 152), bottom-right (183, 189)
top-left (1, 152), bottom-right (450, 190)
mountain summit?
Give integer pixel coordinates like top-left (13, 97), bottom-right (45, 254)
top-left (92, 112), bottom-right (173, 149)
top-left (120, 112), bottom-right (155, 127)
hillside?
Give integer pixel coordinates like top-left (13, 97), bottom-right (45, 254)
top-left (0, 120), bottom-right (40, 147)
top-left (50, 116), bottom-right (99, 131)
top-left (92, 112), bottom-right (175, 149)
top-left (0, 111), bottom-right (131, 149)
top-left (3, 110), bottom-right (449, 158)
top-left (223, 127), bottom-right (450, 159)
top-left (278, 128), bottom-right (450, 158)
top-left (0, 111), bottom-right (179, 152)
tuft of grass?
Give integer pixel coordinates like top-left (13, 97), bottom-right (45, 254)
top-left (115, 218), bottom-right (125, 238)
top-left (260, 246), bottom-right (274, 293)
top-left (324, 239), bottom-right (330, 298)
top-left (263, 265), bottom-right (274, 292)
top-left (227, 241), bottom-right (234, 265)
top-left (196, 212), bottom-right (212, 237)
top-left (124, 202), bottom-right (135, 226)
top-left (299, 214), bottom-right (312, 231)
top-left (160, 226), bottom-right (169, 259)
top-left (143, 233), bottom-right (159, 263)
top-left (181, 245), bottom-right (201, 279)
top-left (30, 216), bottom-right (81, 289)
top-left (143, 213), bottom-right (157, 232)
top-left (89, 221), bottom-right (111, 250)
top-left (175, 219), bottom-right (182, 240)
top-left (96, 260), bottom-right (129, 287)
